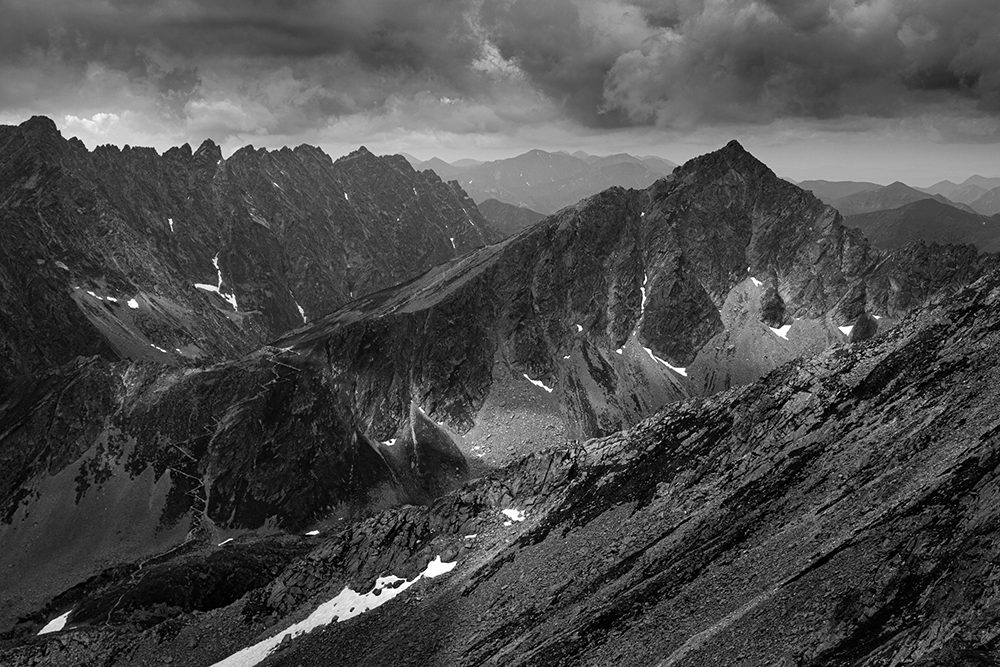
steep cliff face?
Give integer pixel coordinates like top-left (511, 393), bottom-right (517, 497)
top-left (274, 139), bottom-right (985, 444)
top-left (9, 243), bottom-right (1000, 667)
top-left (0, 116), bottom-right (499, 383)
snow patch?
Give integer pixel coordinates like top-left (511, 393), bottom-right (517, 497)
top-left (210, 556), bottom-right (456, 667)
top-left (574, 323), bottom-right (583, 332)
top-left (218, 538), bottom-right (233, 547)
top-left (127, 298), bottom-right (139, 309)
top-left (295, 301), bottom-right (307, 324)
top-left (523, 374), bottom-right (553, 393)
top-left (563, 355), bottom-right (570, 360)
top-left (382, 438), bottom-right (397, 447)
top-left (450, 237), bottom-right (456, 249)
top-left (38, 610), bottom-right (72, 635)
top-left (304, 530), bottom-right (320, 536)
top-left (769, 324), bottom-right (792, 340)
top-left (194, 253), bottom-right (239, 311)
top-left (873, 315), bottom-right (882, 320)
top-left (501, 509), bottom-right (526, 522)
top-left (106, 296), bottom-right (118, 303)
top-left (642, 346), bottom-right (687, 376)
top-left (344, 192), bottom-right (349, 201)
top-left (168, 217), bottom-right (174, 233)
top-left (838, 325), bottom-right (854, 336)
top-left (150, 344), bottom-right (169, 354)
top-left (640, 273), bottom-right (649, 316)
top-left (750, 277), bottom-right (762, 287)
top-left (615, 348), bottom-right (623, 355)
top-left (464, 534), bottom-right (477, 540)
top-left (55, 261), bottom-right (69, 271)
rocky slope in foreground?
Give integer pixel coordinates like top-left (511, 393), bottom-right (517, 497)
top-left (8, 216), bottom-right (1000, 667)
top-left (0, 116), bottom-right (499, 383)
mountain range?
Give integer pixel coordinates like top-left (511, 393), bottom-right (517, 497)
top-left (2, 122), bottom-right (999, 666)
top-left (803, 176), bottom-right (1000, 218)
top-left (0, 117), bottom-right (501, 383)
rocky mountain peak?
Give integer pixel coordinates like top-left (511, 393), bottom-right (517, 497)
top-left (19, 115), bottom-right (60, 138)
top-left (193, 138), bottom-right (222, 164)
top-left (8, 115), bottom-right (66, 164)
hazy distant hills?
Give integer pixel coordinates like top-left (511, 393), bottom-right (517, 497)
top-left (843, 198), bottom-right (1000, 253)
top-left (970, 187), bottom-right (1000, 216)
top-left (921, 175), bottom-right (1000, 198)
top-left (921, 175), bottom-right (1000, 215)
top-left (798, 179), bottom-right (881, 203)
top-left (407, 149), bottom-right (676, 214)
top-left (830, 181), bottom-right (977, 216)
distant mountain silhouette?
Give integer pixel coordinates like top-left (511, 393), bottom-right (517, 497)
top-left (843, 198), bottom-right (1000, 252)
top-left (922, 175), bottom-right (1000, 198)
top-left (410, 149), bottom-right (675, 214)
top-left (970, 186), bottom-right (1000, 216)
top-left (798, 179), bottom-right (881, 204)
top-left (831, 181), bottom-right (976, 216)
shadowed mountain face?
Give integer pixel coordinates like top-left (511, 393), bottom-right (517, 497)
top-left (0, 139), bottom-right (992, 658)
top-left (843, 198), bottom-right (1000, 252)
top-left (0, 116), bottom-right (499, 383)
top-left (9, 227), bottom-right (1000, 667)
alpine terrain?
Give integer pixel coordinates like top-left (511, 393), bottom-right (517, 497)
top-left (1, 128), bottom-right (997, 667)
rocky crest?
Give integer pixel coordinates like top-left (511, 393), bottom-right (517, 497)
top-left (0, 116), bottom-right (499, 383)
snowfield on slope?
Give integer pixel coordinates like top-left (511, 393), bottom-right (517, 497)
top-left (211, 557), bottom-right (457, 667)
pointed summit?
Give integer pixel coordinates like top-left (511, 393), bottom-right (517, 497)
top-left (193, 138), bottom-right (222, 165)
top-left (673, 138), bottom-right (772, 184)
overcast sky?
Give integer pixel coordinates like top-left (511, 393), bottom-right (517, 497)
top-left (1, 0), bottom-right (998, 185)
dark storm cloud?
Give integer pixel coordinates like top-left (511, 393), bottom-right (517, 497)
top-left (601, 0), bottom-right (1000, 126)
top-left (1, 0), bottom-right (998, 141)
top-left (0, 0), bottom-right (483, 127)
top-left (480, 0), bottom-right (632, 127)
